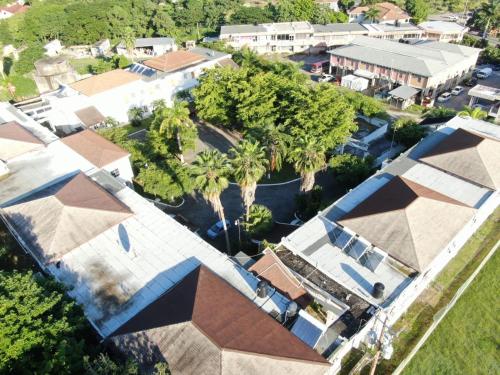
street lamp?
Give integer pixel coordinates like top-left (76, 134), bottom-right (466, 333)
top-left (234, 219), bottom-right (241, 251)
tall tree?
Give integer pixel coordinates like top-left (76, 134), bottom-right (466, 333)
top-left (405, 0), bottom-right (429, 24)
top-left (245, 123), bottom-right (289, 173)
top-left (473, 0), bottom-right (500, 38)
top-left (191, 150), bottom-right (231, 252)
top-left (151, 100), bottom-right (198, 163)
top-left (230, 140), bottom-right (268, 220)
top-left (275, 0), bottom-right (316, 22)
top-left (288, 135), bottom-right (326, 193)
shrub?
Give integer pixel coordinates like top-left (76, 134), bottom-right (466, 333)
top-left (329, 154), bottom-right (374, 189)
top-left (127, 106), bottom-right (145, 127)
top-left (244, 204), bottom-right (273, 238)
top-left (390, 117), bottom-right (426, 148)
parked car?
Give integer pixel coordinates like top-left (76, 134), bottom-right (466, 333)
top-left (493, 64), bottom-right (500, 71)
top-left (318, 73), bottom-right (335, 83)
top-left (206, 220), bottom-right (230, 239)
top-left (437, 92), bottom-right (452, 102)
top-left (451, 86), bottom-right (464, 95)
top-left (476, 68), bottom-right (492, 79)
top-left (464, 77), bottom-right (478, 87)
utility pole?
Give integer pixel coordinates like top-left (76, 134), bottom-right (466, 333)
top-left (369, 316), bottom-right (388, 375)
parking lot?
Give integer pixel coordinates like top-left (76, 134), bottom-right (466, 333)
top-left (436, 64), bottom-right (500, 111)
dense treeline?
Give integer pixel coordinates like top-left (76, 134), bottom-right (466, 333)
top-left (0, 0), bottom-right (347, 47)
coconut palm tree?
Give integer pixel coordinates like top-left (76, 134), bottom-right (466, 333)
top-left (245, 123), bottom-right (289, 174)
top-left (364, 7), bottom-right (380, 23)
top-left (191, 149), bottom-right (231, 252)
top-left (230, 140), bottom-right (268, 221)
top-left (473, 0), bottom-right (500, 38)
top-left (288, 135), bottom-right (326, 193)
top-left (152, 100), bottom-right (197, 163)
top-left (457, 106), bottom-right (488, 120)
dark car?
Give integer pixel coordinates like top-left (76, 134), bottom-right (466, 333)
top-left (464, 78), bottom-right (478, 87)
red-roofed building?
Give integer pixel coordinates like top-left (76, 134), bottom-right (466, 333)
top-left (0, 1), bottom-right (29, 19)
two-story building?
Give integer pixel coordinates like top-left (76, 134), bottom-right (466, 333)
top-left (14, 48), bottom-right (233, 134)
top-left (329, 36), bottom-right (481, 102)
top-left (419, 21), bottom-right (468, 43)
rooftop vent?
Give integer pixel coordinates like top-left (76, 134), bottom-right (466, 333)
top-left (372, 282), bottom-right (385, 299)
top-left (256, 280), bottom-right (269, 298)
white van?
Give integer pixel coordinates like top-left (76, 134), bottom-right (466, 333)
top-left (476, 68), bottom-right (492, 79)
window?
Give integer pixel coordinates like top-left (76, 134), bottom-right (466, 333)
top-left (110, 168), bottom-right (120, 177)
top-left (359, 249), bottom-right (384, 272)
top-left (344, 237), bottom-right (368, 260)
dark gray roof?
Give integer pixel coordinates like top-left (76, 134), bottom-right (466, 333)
top-left (220, 24), bottom-right (267, 34)
top-left (329, 36), bottom-right (478, 77)
top-left (389, 85), bottom-right (420, 100)
top-left (134, 37), bottom-right (175, 48)
top-left (312, 23), bottom-right (368, 33)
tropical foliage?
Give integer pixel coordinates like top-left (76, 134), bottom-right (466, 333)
top-left (390, 117), bottom-right (426, 148)
top-left (244, 205), bottom-right (273, 238)
top-left (151, 100), bottom-right (198, 163)
top-left (457, 106), bottom-right (488, 120)
top-left (230, 140), bottom-right (268, 220)
top-left (191, 150), bottom-right (231, 250)
top-left (288, 135), bottom-right (327, 193)
top-left (329, 154), bottom-right (374, 189)
top-left (405, 0), bottom-right (429, 24)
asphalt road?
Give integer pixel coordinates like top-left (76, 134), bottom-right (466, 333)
top-left (437, 65), bottom-right (500, 112)
top-left (164, 169), bottom-right (345, 251)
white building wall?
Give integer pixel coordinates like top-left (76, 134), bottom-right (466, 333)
top-left (102, 157), bottom-right (134, 185)
top-left (327, 190), bottom-right (499, 374)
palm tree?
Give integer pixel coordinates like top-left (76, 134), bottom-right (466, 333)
top-left (245, 123), bottom-right (289, 174)
top-left (230, 140), bottom-right (268, 221)
top-left (457, 106), bottom-right (487, 120)
top-left (288, 136), bottom-right (326, 193)
top-left (364, 7), bottom-right (380, 23)
top-left (191, 150), bottom-right (231, 252)
top-left (152, 100), bottom-right (197, 163)
top-left (473, 0), bottom-right (500, 38)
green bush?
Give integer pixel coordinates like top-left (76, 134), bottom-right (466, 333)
top-left (390, 117), bottom-right (426, 148)
top-left (329, 154), bottom-right (374, 189)
top-left (244, 204), bottom-right (273, 238)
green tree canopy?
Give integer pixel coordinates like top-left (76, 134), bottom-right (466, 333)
top-left (288, 135), bottom-right (327, 192)
top-left (390, 117), bottom-right (426, 148)
top-left (405, 0), bottom-right (429, 24)
top-left (230, 140), bottom-right (268, 219)
top-left (244, 204), bottom-right (273, 238)
top-left (329, 154), bottom-right (374, 189)
top-left (0, 271), bottom-right (89, 374)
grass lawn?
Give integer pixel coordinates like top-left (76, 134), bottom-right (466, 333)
top-left (69, 57), bottom-right (100, 75)
top-left (340, 207), bottom-right (500, 375)
top-left (403, 250), bottom-right (499, 375)
top-left (0, 75), bottom-right (38, 101)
